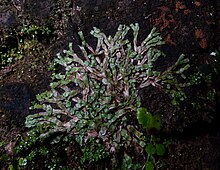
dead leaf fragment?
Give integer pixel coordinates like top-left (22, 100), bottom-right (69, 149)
top-left (199, 38), bottom-right (208, 49)
top-left (195, 1), bottom-right (201, 7)
top-left (176, 1), bottom-right (186, 12)
top-left (195, 29), bottom-right (205, 39)
top-left (184, 9), bottom-right (191, 15)
top-left (194, 29), bottom-right (207, 49)
top-left (164, 34), bottom-right (176, 45)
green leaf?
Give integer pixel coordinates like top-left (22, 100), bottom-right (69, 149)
top-left (156, 144), bottom-right (166, 156)
top-left (66, 101), bottom-right (72, 108)
top-left (151, 116), bottom-right (161, 131)
top-left (145, 143), bottom-right (156, 155)
top-left (145, 161), bottom-right (154, 170)
top-left (18, 157), bottom-right (27, 166)
top-left (137, 108), bottom-right (161, 132)
top-left (137, 108), bottom-right (153, 129)
top-left (9, 164), bottom-right (20, 170)
top-left (45, 105), bottom-right (53, 114)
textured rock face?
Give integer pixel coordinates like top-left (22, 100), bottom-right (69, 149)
top-left (0, 83), bottom-right (33, 126)
top-left (24, 0), bottom-right (54, 19)
top-left (0, 6), bottom-right (17, 28)
top-left (76, 0), bottom-right (116, 11)
top-left (1, 0), bottom-right (218, 53)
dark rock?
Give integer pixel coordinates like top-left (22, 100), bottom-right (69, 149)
top-left (0, 83), bottom-right (34, 126)
top-left (0, 6), bottom-right (17, 28)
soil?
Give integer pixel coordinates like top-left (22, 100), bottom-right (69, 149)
top-left (0, 0), bottom-right (220, 169)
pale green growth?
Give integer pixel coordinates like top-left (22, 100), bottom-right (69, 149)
top-left (26, 23), bottom-right (189, 167)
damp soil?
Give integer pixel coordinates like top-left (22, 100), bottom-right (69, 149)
top-left (0, 0), bottom-right (220, 169)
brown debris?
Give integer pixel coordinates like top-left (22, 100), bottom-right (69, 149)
top-left (176, 1), bottom-right (186, 12)
top-left (155, 6), bottom-right (176, 31)
top-left (194, 1), bottom-right (201, 7)
top-left (184, 9), bottom-right (191, 15)
top-left (199, 38), bottom-right (208, 49)
top-left (194, 29), bottom-right (208, 49)
top-left (195, 29), bottom-right (205, 39)
top-left (164, 34), bottom-right (176, 45)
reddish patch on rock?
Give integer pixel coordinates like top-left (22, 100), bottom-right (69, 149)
top-left (194, 29), bottom-right (208, 49)
top-left (184, 9), bottom-right (191, 15)
top-left (155, 6), bottom-right (176, 32)
top-left (199, 38), bottom-right (208, 49)
top-left (194, 1), bottom-right (201, 7)
top-left (195, 29), bottom-right (205, 39)
top-left (164, 34), bottom-right (176, 45)
top-left (176, 1), bottom-right (186, 12)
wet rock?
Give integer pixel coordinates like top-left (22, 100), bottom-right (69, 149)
top-left (0, 6), bottom-right (17, 28)
top-left (0, 83), bottom-right (34, 126)
top-left (76, 0), bottom-right (117, 11)
top-left (24, 0), bottom-right (54, 19)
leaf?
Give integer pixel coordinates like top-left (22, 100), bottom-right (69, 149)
top-left (18, 157), bottom-right (27, 166)
top-left (45, 105), bottom-right (53, 114)
top-left (145, 143), bottom-right (156, 155)
top-left (137, 108), bottom-right (153, 129)
top-left (151, 116), bottom-right (161, 131)
top-left (9, 164), bottom-right (20, 170)
top-left (145, 161), bottom-right (154, 170)
top-left (156, 144), bottom-right (166, 156)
